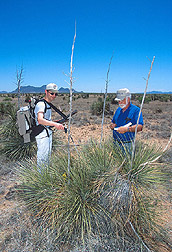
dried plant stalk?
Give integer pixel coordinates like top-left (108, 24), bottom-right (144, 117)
top-left (68, 24), bottom-right (76, 176)
top-left (130, 56), bottom-right (155, 172)
top-left (100, 54), bottom-right (113, 145)
top-left (16, 65), bottom-right (24, 109)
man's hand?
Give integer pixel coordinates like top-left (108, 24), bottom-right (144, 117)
top-left (117, 126), bottom-right (128, 134)
top-left (117, 124), bottom-right (143, 134)
top-left (110, 122), bottom-right (116, 130)
top-left (54, 123), bottom-right (64, 130)
top-left (37, 113), bottom-right (64, 130)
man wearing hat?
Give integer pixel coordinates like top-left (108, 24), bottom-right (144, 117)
top-left (110, 88), bottom-right (143, 151)
top-left (34, 83), bottom-right (64, 168)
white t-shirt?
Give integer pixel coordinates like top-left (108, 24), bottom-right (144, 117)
top-left (34, 100), bottom-right (52, 139)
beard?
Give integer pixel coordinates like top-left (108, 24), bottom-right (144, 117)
top-left (119, 97), bottom-right (129, 109)
top-left (119, 103), bottom-right (127, 109)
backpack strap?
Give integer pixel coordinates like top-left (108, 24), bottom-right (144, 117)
top-left (36, 99), bottom-right (50, 114)
top-left (32, 99), bottom-right (68, 139)
top-left (42, 99), bottom-right (68, 120)
top-left (24, 114), bottom-right (31, 131)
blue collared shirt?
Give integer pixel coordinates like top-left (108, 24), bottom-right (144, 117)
top-left (112, 103), bottom-right (144, 142)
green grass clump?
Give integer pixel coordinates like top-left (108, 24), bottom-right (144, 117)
top-left (17, 139), bottom-right (171, 251)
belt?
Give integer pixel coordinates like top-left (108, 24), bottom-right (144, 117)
top-left (116, 140), bottom-right (132, 144)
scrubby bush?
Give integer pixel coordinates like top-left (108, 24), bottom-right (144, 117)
top-left (134, 93), bottom-right (172, 103)
top-left (3, 97), bottom-right (12, 102)
top-left (137, 95), bottom-right (152, 104)
top-left (111, 97), bottom-right (118, 104)
top-left (90, 98), bottom-right (111, 116)
top-left (81, 93), bottom-right (89, 99)
top-left (0, 104), bottom-right (36, 160)
top-left (0, 102), bottom-right (14, 116)
top-left (0, 102), bottom-right (63, 160)
top-left (159, 95), bottom-right (169, 102)
top-left (17, 139), bottom-right (171, 251)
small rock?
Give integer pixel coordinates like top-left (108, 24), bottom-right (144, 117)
top-left (5, 186), bottom-right (17, 200)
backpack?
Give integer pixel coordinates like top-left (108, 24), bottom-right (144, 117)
top-left (17, 98), bottom-right (48, 143)
top-left (17, 98), bottom-right (76, 144)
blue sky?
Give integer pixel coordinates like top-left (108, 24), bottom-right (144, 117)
top-left (0, 0), bottom-right (171, 93)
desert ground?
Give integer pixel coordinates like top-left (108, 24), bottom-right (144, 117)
top-left (0, 93), bottom-right (172, 251)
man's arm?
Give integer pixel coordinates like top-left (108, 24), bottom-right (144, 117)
top-left (37, 112), bottom-right (64, 130)
top-left (117, 124), bottom-right (143, 134)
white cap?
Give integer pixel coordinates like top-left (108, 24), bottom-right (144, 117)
top-left (46, 83), bottom-right (58, 93)
top-left (115, 88), bottom-right (131, 101)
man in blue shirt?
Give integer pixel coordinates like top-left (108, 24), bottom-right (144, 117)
top-left (110, 88), bottom-right (144, 149)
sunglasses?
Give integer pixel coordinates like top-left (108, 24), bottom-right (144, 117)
top-left (48, 91), bottom-right (58, 96)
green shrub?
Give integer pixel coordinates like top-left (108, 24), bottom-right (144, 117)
top-left (111, 97), bottom-right (118, 104)
top-left (97, 97), bottom-right (103, 102)
top-left (90, 98), bottom-right (110, 116)
top-left (17, 139), bottom-right (170, 251)
top-left (159, 95), bottom-right (169, 102)
top-left (0, 105), bottom-right (36, 160)
top-left (137, 95), bottom-right (152, 104)
top-left (81, 94), bottom-right (89, 99)
top-left (0, 102), bottom-right (15, 116)
top-left (3, 97), bottom-right (12, 102)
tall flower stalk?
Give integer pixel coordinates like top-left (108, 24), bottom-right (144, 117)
top-left (16, 65), bottom-right (24, 109)
top-left (68, 24), bottom-right (76, 176)
top-left (130, 56), bottom-right (155, 172)
top-left (100, 54), bottom-right (113, 145)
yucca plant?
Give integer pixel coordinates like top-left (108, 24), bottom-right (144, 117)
top-left (17, 143), bottom-right (114, 240)
top-left (17, 138), bottom-right (171, 251)
top-left (0, 104), bottom-right (36, 160)
top-left (98, 138), bottom-right (171, 250)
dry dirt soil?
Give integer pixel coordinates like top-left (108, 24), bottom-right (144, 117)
top-left (0, 94), bottom-right (172, 251)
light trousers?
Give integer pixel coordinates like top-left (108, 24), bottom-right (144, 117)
top-left (36, 129), bottom-right (52, 171)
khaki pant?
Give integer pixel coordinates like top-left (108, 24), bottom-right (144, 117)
top-left (36, 129), bottom-right (52, 171)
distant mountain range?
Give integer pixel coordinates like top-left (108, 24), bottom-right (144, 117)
top-left (0, 86), bottom-right (171, 94)
top-left (0, 85), bottom-right (81, 94)
top-left (147, 91), bottom-right (172, 94)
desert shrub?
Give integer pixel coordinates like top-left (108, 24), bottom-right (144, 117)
top-left (90, 99), bottom-right (110, 116)
top-left (90, 100), bottom-right (103, 115)
top-left (0, 105), bottom-right (36, 160)
top-left (0, 102), bottom-right (15, 116)
top-left (17, 139), bottom-right (171, 251)
top-left (155, 108), bottom-right (162, 113)
top-left (81, 94), bottom-right (89, 99)
top-left (111, 97), bottom-right (118, 104)
top-left (105, 95), bottom-right (111, 102)
top-left (97, 96), bottom-right (103, 102)
top-left (159, 95), bottom-right (169, 102)
top-left (3, 97), bottom-right (12, 102)
top-left (137, 95), bottom-right (151, 104)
